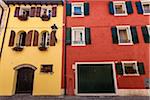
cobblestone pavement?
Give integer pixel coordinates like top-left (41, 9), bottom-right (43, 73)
top-left (0, 94), bottom-right (149, 100)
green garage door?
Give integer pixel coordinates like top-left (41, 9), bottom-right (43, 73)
top-left (77, 64), bottom-right (116, 94)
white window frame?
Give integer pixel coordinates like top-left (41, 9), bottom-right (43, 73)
top-left (40, 6), bottom-right (52, 17)
top-left (19, 6), bottom-right (31, 16)
top-left (116, 26), bottom-right (133, 45)
top-left (71, 3), bottom-right (84, 17)
top-left (146, 25), bottom-right (150, 36)
top-left (122, 61), bottom-right (140, 76)
top-left (113, 1), bottom-right (128, 16)
top-left (71, 27), bottom-right (86, 46)
top-left (74, 62), bottom-right (118, 96)
top-left (141, 0), bottom-right (150, 15)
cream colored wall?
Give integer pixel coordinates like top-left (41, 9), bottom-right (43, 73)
top-left (0, 1), bottom-right (8, 56)
top-left (0, 4), bottom-right (63, 96)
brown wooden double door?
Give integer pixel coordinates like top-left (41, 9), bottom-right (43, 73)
top-left (15, 67), bottom-right (34, 94)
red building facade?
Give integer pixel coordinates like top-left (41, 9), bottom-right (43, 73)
top-left (63, 0), bottom-right (150, 96)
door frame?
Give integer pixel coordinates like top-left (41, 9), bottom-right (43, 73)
top-left (14, 64), bottom-right (36, 95)
top-left (75, 62), bottom-right (118, 96)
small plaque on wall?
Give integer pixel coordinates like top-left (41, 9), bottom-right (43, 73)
top-left (41, 64), bottom-right (53, 73)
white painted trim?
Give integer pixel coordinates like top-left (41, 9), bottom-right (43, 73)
top-left (146, 25), bottom-right (150, 36)
top-left (116, 25), bottom-right (133, 45)
top-left (121, 61), bottom-right (140, 76)
top-left (74, 62), bottom-right (118, 96)
top-left (118, 89), bottom-right (150, 96)
top-left (113, 1), bottom-right (128, 16)
top-left (71, 2), bottom-right (84, 17)
top-left (71, 27), bottom-right (86, 46)
top-left (14, 64), bottom-right (37, 70)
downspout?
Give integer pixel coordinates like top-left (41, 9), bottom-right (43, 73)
top-left (0, 5), bottom-right (10, 57)
top-left (64, 0), bottom-right (67, 95)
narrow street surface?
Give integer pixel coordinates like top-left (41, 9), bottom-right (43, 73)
top-left (0, 94), bottom-right (149, 100)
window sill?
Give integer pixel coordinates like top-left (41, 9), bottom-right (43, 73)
top-left (41, 16), bottom-right (50, 21)
top-left (123, 74), bottom-right (140, 76)
top-left (71, 15), bottom-right (85, 17)
top-left (71, 44), bottom-right (86, 46)
top-left (143, 13), bottom-right (150, 16)
top-left (114, 13), bottom-right (128, 16)
top-left (38, 46), bottom-right (48, 51)
top-left (12, 46), bottom-right (24, 51)
top-left (18, 15), bottom-right (28, 21)
top-left (118, 43), bottom-right (134, 46)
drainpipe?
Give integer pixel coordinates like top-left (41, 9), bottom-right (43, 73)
top-left (64, 0), bottom-right (67, 95)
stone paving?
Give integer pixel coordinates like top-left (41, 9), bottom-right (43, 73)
top-left (0, 94), bottom-right (149, 100)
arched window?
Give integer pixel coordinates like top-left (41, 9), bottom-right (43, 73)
top-left (17, 31), bottom-right (26, 47)
top-left (40, 31), bottom-right (50, 47)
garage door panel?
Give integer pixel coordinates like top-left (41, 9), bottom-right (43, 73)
top-left (77, 64), bottom-right (115, 93)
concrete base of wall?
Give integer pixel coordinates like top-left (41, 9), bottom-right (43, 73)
top-left (118, 89), bottom-right (150, 96)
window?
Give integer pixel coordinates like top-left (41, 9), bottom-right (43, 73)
top-left (72, 3), bottom-right (84, 17)
top-left (41, 7), bottom-right (51, 18)
top-left (41, 65), bottom-right (53, 73)
top-left (72, 27), bottom-right (85, 46)
top-left (117, 26), bottom-right (133, 45)
top-left (113, 1), bottom-right (127, 16)
top-left (122, 61), bottom-right (139, 76)
top-left (40, 31), bottom-right (50, 47)
top-left (142, 1), bottom-right (150, 15)
top-left (19, 7), bottom-right (30, 16)
top-left (17, 32), bottom-right (26, 47)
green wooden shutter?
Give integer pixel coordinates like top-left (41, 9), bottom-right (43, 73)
top-left (141, 26), bottom-right (150, 43)
top-left (66, 3), bottom-right (71, 16)
top-left (66, 28), bottom-right (71, 45)
top-left (137, 62), bottom-right (145, 75)
top-left (115, 63), bottom-right (123, 75)
top-left (111, 27), bottom-right (118, 44)
top-left (84, 2), bottom-right (89, 16)
top-left (109, 1), bottom-right (114, 14)
top-left (136, 2), bottom-right (143, 14)
top-left (126, 1), bottom-right (133, 14)
top-left (85, 28), bottom-right (91, 44)
top-left (130, 26), bottom-right (139, 44)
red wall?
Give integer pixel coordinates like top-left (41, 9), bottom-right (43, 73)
top-left (63, 0), bottom-right (150, 95)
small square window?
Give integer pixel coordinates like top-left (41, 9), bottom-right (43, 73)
top-left (72, 27), bottom-right (85, 46)
top-left (117, 26), bottom-right (133, 45)
top-left (122, 61), bottom-right (139, 76)
top-left (41, 65), bottom-right (53, 73)
top-left (113, 1), bottom-right (127, 16)
top-left (142, 2), bottom-right (150, 15)
top-left (72, 3), bottom-right (84, 17)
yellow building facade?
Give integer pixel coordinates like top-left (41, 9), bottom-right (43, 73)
top-left (0, 0), bottom-right (63, 96)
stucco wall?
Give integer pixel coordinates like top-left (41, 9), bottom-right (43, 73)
top-left (0, 4), bottom-right (63, 96)
top-left (64, 0), bottom-right (150, 95)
